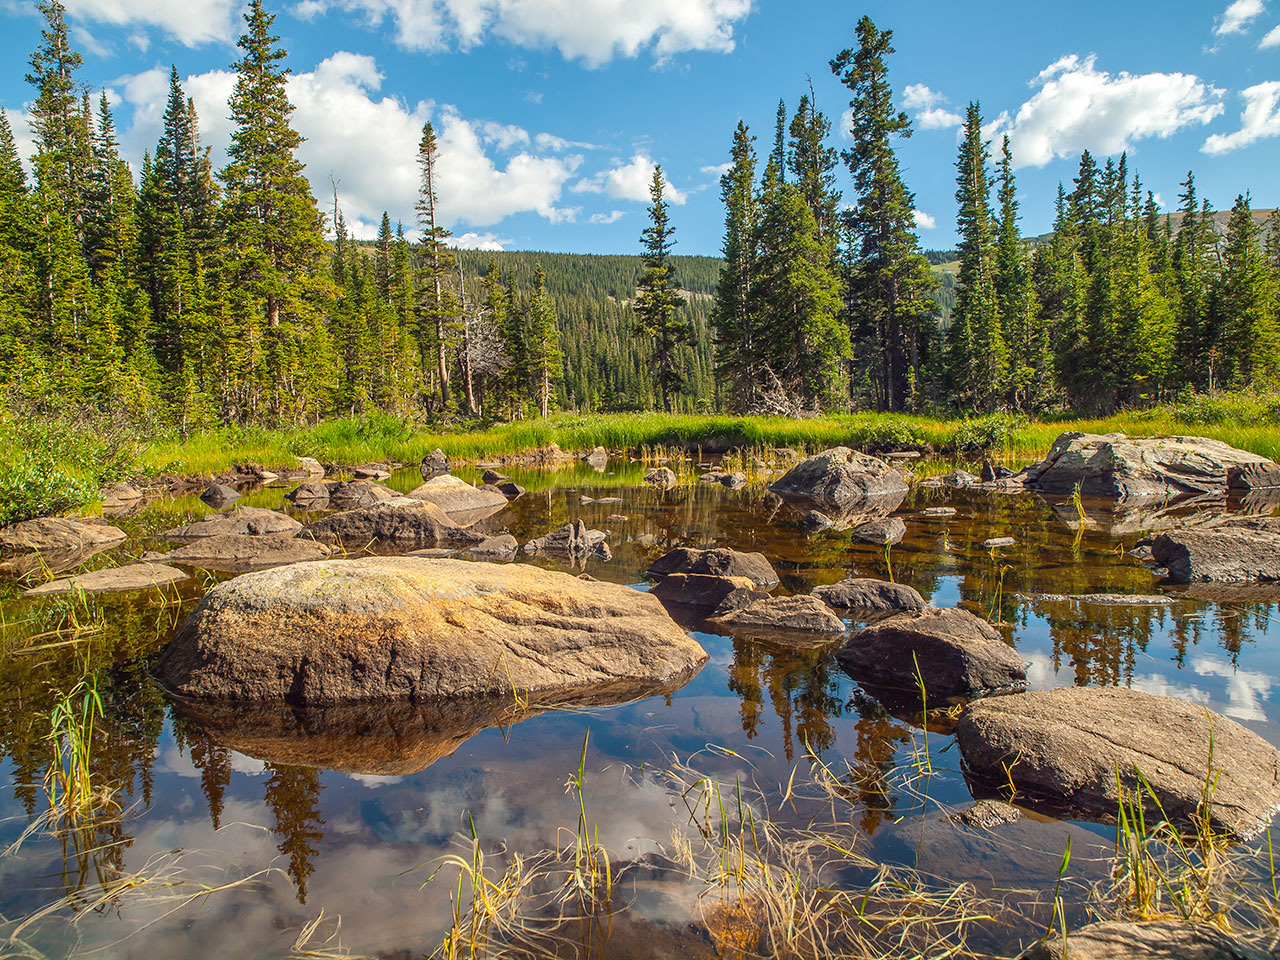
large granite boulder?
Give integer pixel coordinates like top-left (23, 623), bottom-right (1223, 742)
top-left (161, 506), bottom-right (302, 540)
top-left (811, 578), bottom-right (927, 616)
top-left (326, 479), bottom-right (399, 510)
top-left (837, 607), bottom-right (1026, 702)
top-left (649, 573), bottom-right (767, 613)
top-left (769, 447), bottom-right (908, 514)
top-left (1017, 920), bottom-right (1270, 960)
top-left (1027, 432), bottom-right (1280, 499)
top-left (1152, 516), bottom-right (1280, 583)
top-left (956, 686), bottom-right (1280, 839)
top-left (0, 517), bottom-right (128, 577)
top-left (305, 498), bottom-right (484, 548)
top-left (155, 534), bottom-right (331, 573)
top-left (646, 547), bottom-right (780, 588)
top-left (408, 474), bottom-right (509, 523)
top-left (154, 557), bottom-right (707, 704)
top-left (710, 595), bottom-right (846, 636)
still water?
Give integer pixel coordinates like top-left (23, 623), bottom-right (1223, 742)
top-left (1, 459), bottom-right (1277, 958)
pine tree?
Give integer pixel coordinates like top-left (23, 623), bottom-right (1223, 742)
top-left (0, 110), bottom-right (35, 379)
top-left (525, 265), bottom-right (561, 417)
top-left (711, 122), bottom-right (759, 410)
top-left (787, 88), bottom-right (841, 238)
top-left (25, 0), bottom-right (85, 231)
top-left (634, 166), bottom-right (689, 413)
top-left (416, 121), bottom-right (459, 409)
top-left (1217, 193), bottom-right (1279, 386)
top-left (993, 136), bottom-right (1046, 410)
top-left (830, 17), bottom-right (937, 410)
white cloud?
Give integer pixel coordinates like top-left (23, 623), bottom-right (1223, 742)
top-left (912, 209), bottom-right (936, 230)
top-left (115, 52), bottom-right (585, 238)
top-left (1202, 80), bottom-right (1280, 154)
top-left (62, 0), bottom-right (239, 47)
top-left (902, 83), bottom-right (963, 130)
top-left (699, 161), bottom-right (732, 177)
top-left (1215, 0), bottom-right (1266, 36)
top-left (292, 0), bottom-right (753, 67)
top-left (1260, 23), bottom-right (1280, 46)
top-left (990, 54), bottom-right (1224, 168)
top-left (588, 209), bottom-right (625, 224)
top-left (453, 231), bottom-right (510, 250)
top-left (572, 153), bottom-right (686, 204)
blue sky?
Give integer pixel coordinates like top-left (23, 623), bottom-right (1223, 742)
top-left (1, 0), bottom-right (1277, 254)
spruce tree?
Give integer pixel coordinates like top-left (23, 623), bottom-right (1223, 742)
top-left (1217, 193), bottom-right (1279, 386)
top-left (634, 166), bottom-right (689, 413)
top-left (415, 121), bottom-right (459, 409)
top-left (711, 122), bottom-right (759, 409)
top-left (787, 90), bottom-right (841, 238)
top-left (993, 136), bottom-right (1046, 410)
top-left (525, 265), bottom-right (561, 417)
top-left (25, 0), bottom-right (85, 230)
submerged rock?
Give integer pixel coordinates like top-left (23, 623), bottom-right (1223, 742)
top-left (161, 506), bottom-right (302, 540)
top-left (156, 534), bottom-right (330, 572)
top-left (769, 447), bottom-right (908, 512)
top-left (305, 498), bottom-right (484, 548)
top-left (710, 595), bottom-right (846, 636)
top-left (811, 578), bottom-right (926, 615)
top-left (1026, 432), bottom-right (1280, 499)
top-left (1017, 920), bottom-right (1271, 960)
top-left (950, 799), bottom-right (1022, 830)
top-left (956, 686), bottom-right (1280, 839)
top-left (408, 474), bottom-right (509, 522)
top-left (1152, 516), bottom-right (1280, 583)
top-left (495, 480), bottom-right (526, 500)
top-left (838, 607), bottom-right (1026, 702)
top-left (922, 470), bottom-right (981, 489)
top-left (646, 546), bottom-right (780, 588)
top-left (643, 466), bottom-right (677, 489)
top-left (26, 562), bottom-right (188, 596)
top-left (155, 557), bottom-right (706, 704)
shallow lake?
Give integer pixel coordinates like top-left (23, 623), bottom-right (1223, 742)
top-left (2, 457), bottom-right (1277, 958)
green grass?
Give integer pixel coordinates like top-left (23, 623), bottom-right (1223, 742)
top-left (136, 395), bottom-right (1280, 479)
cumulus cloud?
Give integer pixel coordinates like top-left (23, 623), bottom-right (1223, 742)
top-left (114, 52), bottom-right (584, 239)
top-left (1202, 81), bottom-right (1280, 154)
top-left (902, 83), bottom-right (963, 130)
top-left (62, 0), bottom-right (239, 47)
top-left (912, 209), bottom-right (936, 231)
top-left (1261, 23), bottom-right (1280, 46)
top-left (699, 161), bottom-right (733, 177)
top-left (452, 231), bottom-right (510, 250)
top-left (291, 0), bottom-right (752, 66)
top-left (1214, 0), bottom-right (1266, 36)
top-left (588, 209), bottom-right (625, 224)
top-left (572, 154), bottom-right (686, 204)
top-left (989, 54), bottom-right (1224, 168)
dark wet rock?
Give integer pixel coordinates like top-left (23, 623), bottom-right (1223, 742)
top-left (721, 471), bottom-right (747, 488)
top-left (481, 469), bottom-right (510, 486)
top-left (649, 573), bottom-right (767, 613)
top-left (801, 510), bottom-right (833, 531)
top-left (156, 534), bottom-right (330, 572)
top-left (950, 799), bottom-right (1022, 829)
top-left (1131, 543), bottom-right (1155, 561)
top-left (496, 480), bottom-right (526, 500)
top-left (465, 534), bottom-right (519, 558)
top-left (353, 462), bottom-right (392, 480)
top-left (838, 607), bottom-right (1026, 702)
top-left (26, 562), bottom-right (188, 596)
top-left (980, 462), bottom-right (1014, 483)
top-left (710, 595), bottom-right (846, 636)
top-left (1017, 919), bottom-right (1271, 960)
top-left (420, 448), bottom-right (450, 478)
top-left (305, 498), bottom-right (484, 548)
top-left (1026, 432), bottom-right (1280, 499)
top-left (982, 536), bottom-right (1016, 548)
top-left (408, 474), bottom-right (508, 523)
top-left (956, 686), bottom-right (1280, 839)
top-left (326, 480), bottom-right (399, 510)
top-left (769, 447), bottom-right (908, 512)
top-left (1152, 516), bottom-right (1280, 583)
top-left (921, 506), bottom-right (957, 517)
top-left (155, 557), bottom-right (707, 704)
top-left (852, 517), bottom-right (906, 545)
top-left (643, 466), bottom-right (677, 489)
top-left (200, 483), bottom-right (240, 507)
top-left (647, 546), bottom-right (780, 588)
top-left (699, 471), bottom-right (728, 484)
top-left (161, 506), bottom-right (302, 540)
top-left (0, 516), bottom-right (126, 556)
top-left (811, 578), bottom-right (926, 615)
top-left (523, 520), bottom-right (610, 559)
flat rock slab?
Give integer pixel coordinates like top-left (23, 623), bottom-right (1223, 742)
top-left (0, 517), bottom-right (127, 555)
top-left (305, 499), bottom-right (484, 548)
top-left (26, 562), bottom-right (188, 596)
top-left (646, 547), bottom-right (780, 588)
top-left (157, 534), bottom-right (330, 572)
top-left (838, 606), bottom-right (1026, 702)
top-left (920, 506), bottom-right (957, 517)
top-left (982, 537), bottom-right (1016, 548)
top-left (1027, 432), bottom-right (1280, 499)
top-left (811, 578), bottom-right (926, 615)
top-left (1022, 593), bottom-right (1175, 606)
top-left (162, 506), bottom-right (302, 540)
top-left (408, 474), bottom-right (508, 521)
top-left (710, 595), bottom-right (846, 636)
top-left (956, 686), bottom-right (1280, 839)
top-left (1153, 517), bottom-right (1280, 583)
top-left (155, 557), bottom-right (707, 704)
top-left (1017, 920), bottom-right (1271, 959)
top-left (769, 447), bottom-right (908, 512)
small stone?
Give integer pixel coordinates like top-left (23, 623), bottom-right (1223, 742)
top-left (982, 536), bottom-right (1016, 548)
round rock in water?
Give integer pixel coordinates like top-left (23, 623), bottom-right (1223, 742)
top-left (768, 447), bottom-right (908, 512)
top-left (1017, 919), bottom-right (1271, 960)
top-left (711, 595), bottom-right (846, 636)
top-left (155, 557), bottom-right (707, 704)
top-left (646, 547), bottom-right (780, 588)
top-left (811, 578), bottom-right (926, 615)
top-left (837, 607), bottom-right (1025, 702)
top-left (852, 517), bottom-right (906, 545)
top-left (956, 686), bottom-right (1280, 839)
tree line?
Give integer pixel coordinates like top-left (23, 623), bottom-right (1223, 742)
top-left (709, 16), bottom-right (1280, 415)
